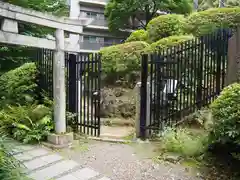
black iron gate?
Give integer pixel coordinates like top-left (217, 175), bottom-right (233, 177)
top-left (68, 53), bottom-right (101, 136)
top-left (139, 29), bottom-right (232, 138)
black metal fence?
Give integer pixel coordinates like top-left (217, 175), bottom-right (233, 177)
top-left (68, 53), bottom-right (101, 136)
top-left (36, 51), bottom-right (101, 136)
top-left (140, 29), bottom-right (232, 138)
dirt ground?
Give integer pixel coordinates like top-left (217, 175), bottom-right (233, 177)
top-left (58, 140), bottom-right (201, 180)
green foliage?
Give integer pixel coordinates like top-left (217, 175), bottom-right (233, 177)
top-left (149, 35), bottom-right (194, 52)
top-left (0, 63), bottom-right (37, 106)
top-left (100, 41), bottom-right (149, 87)
top-left (105, 0), bottom-right (192, 32)
top-left (210, 83), bottom-right (240, 145)
top-left (185, 7), bottom-right (240, 36)
top-left (0, 136), bottom-right (28, 180)
top-left (125, 30), bottom-right (148, 42)
top-left (3, 0), bottom-right (68, 16)
top-left (198, 0), bottom-right (240, 10)
top-left (161, 128), bottom-right (208, 158)
top-left (0, 104), bottom-right (53, 144)
top-left (147, 14), bottom-right (186, 42)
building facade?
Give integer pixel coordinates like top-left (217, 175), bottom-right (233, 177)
top-left (68, 0), bottom-right (131, 52)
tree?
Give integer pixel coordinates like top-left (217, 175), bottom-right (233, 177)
top-left (3, 0), bottom-right (68, 16)
top-left (104, 0), bottom-right (193, 32)
top-left (0, 0), bottom-right (68, 74)
top-left (198, 0), bottom-right (240, 10)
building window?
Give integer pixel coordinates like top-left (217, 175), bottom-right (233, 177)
top-left (84, 36), bottom-right (97, 43)
top-left (81, 11), bottom-right (104, 20)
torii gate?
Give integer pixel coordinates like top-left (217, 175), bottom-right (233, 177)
top-left (0, 2), bottom-right (93, 147)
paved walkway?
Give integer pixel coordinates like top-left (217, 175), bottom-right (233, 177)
top-left (10, 141), bottom-right (111, 180)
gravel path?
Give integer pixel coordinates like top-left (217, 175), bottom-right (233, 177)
top-left (58, 140), bottom-right (201, 180)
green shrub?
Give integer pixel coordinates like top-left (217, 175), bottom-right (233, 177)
top-left (210, 83), bottom-right (240, 145)
top-left (185, 7), bottom-right (240, 36)
top-left (0, 136), bottom-right (27, 180)
top-left (149, 35), bottom-right (194, 52)
top-left (125, 29), bottom-right (148, 42)
top-left (100, 41), bottom-right (149, 87)
top-left (161, 128), bottom-right (208, 158)
top-left (146, 14), bottom-right (186, 43)
top-left (0, 63), bottom-right (37, 106)
top-left (0, 104), bottom-right (53, 144)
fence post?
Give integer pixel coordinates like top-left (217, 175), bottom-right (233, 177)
top-left (196, 37), bottom-right (204, 109)
top-left (68, 54), bottom-right (77, 131)
top-left (216, 31), bottom-right (222, 94)
top-left (236, 27), bottom-right (240, 82)
top-left (53, 29), bottom-right (66, 134)
top-left (139, 54), bottom-right (148, 139)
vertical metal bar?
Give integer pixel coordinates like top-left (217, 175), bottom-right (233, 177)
top-left (94, 54), bottom-right (97, 136)
top-left (149, 54), bottom-right (153, 133)
top-left (193, 38), bottom-right (198, 110)
top-left (97, 53), bottom-right (101, 136)
top-left (190, 39), bottom-right (194, 113)
top-left (196, 36), bottom-right (204, 109)
top-left (79, 54), bottom-right (83, 133)
top-left (86, 54), bottom-right (90, 135)
top-left (68, 54), bottom-right (77, 132)
top-left (179, 43), bottom-right (183, 119)
top-left (211, 32), bottom-right (216, 102)
top-left (82, 54), bottom-right (86, 134)
top-left (221, 30), bottom-right (227, 89)
top-left (140, 54), bottom-right (148, 139)
top-left (90, 54), bottom-right (94, 136)
top-left (156, 52), bottom-right (161, 130)
top-left (206, 34), bottom-right (210, 105)
top-left (216, 32), bottom-right (222, 96)
top-left (175, 44), bottom-right (180, 124)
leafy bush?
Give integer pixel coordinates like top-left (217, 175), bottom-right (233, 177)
top-left (149, 35), bottom-right (194, 52)
top-left (0, 104), bottom-right (53, 144)
top-left (210, 83), bottom-right (240, 145)
top-left (125, 29), bottom-right (148, 42)
top-left (161, 128), bottom-right (208, 158)
top-left (0, 136), bottom-right (27, 180)
top-left (0, 63), bottom-right (37, 106)
top-left (100, 41), bottom-right (149, 87)
top-left (146, 14), bottom-right (186, 43)
top-left (185, 7), bottom-right (240, 36)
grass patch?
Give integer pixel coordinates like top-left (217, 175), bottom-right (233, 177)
top-left (160, 127), bottom-right (208, 158)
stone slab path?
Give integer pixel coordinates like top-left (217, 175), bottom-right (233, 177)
top-left (9, 141), bottom-right (111, 180)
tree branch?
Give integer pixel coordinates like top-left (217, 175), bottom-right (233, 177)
top-left (135, 16), bottom-right (146, 28)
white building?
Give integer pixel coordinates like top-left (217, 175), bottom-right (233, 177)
top-left (68, 0), bottom-right (131, 52)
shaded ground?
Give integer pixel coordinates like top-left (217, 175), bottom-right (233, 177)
top-left (58, 140), bottom-right (201, 180)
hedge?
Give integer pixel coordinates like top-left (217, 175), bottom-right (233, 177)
top-left (0, 63), bottom-right (37, 106)
top-left (125, 29), bottom-right (148, 42)
top-left (100, 41), bottom-right (149, 87)
top-left (149, 35), bottom-right (194, 52)
top-left (147, 14), bottom-right (186, 43)
top-left (185, 7), bottom-right (240, 36)
top-left (210, 83), bottom-right (240, 146)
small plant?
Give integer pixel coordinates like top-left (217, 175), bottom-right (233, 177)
top-left (0, 135), bottom-right (28, 180)
top-left (0, 103), bottom-right (53, 144)
top-left (161, 127), bottom-right (208, 158)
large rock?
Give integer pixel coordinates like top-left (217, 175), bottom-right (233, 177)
top-left (100, 87), bottom-right (136, 119)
